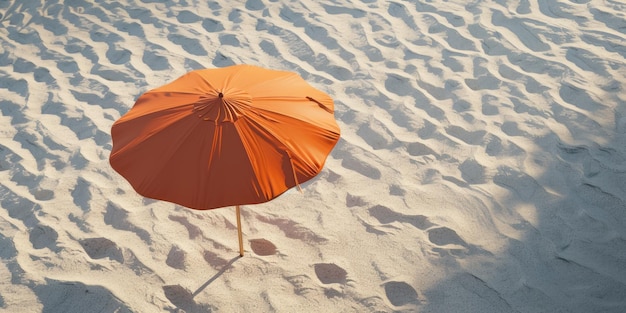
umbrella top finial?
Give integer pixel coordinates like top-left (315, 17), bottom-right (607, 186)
top-left (192, 89), bottom-right (251, 123)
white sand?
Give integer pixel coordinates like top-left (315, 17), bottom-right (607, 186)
top-left (1, 0), bottom-right (626, 312)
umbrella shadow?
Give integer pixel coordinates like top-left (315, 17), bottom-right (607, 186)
top-left (192, 256), bottom-right (240, 297)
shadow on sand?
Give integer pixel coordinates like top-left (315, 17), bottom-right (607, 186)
top-left (193, 256), bottom-right (240, 297)
top-left (162, 256), bottom-right (240, 312)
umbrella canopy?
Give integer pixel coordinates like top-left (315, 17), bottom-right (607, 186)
top-left (109, 64), bottom-right (340, 211)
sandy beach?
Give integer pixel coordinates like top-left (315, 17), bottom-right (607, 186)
top-left (1, 0), bottom-right (626, 312)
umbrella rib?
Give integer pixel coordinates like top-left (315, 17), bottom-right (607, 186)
top-left (286, 150), bottom-right (304, 192)
top-left (231, 121), bottom-right (273, 199)
top-left (305, 96), bottom-right (333, 113)
top-left (244, 108), bottom-right (340, 168)
top-left (251, 96), bottom-right (339, 151)
top-left (111, 124), bottom-right (174, 160)
top-left (112, 115), bottom-right (204, 193)
top-left (152, 120), bottom-right (215, 207)
top-left (112, 108), bottom-right (188, 130)
top-left (248, 97), bottom-right (335, 125)
top-left (192, 70), bottom-right (218, 93)
top-left (237, 117), bottom-right (308, 191)
top-left (206, 123), bottom-right (221, 175)
top-left (248, 107), bottom-right (318, 125)
top-left (238, 97), bottom-right (339, 181)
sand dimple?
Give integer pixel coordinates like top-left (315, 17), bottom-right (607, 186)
top-left (368, 205), bottom-right (433, 230)
top-left (80, 237), bottom-right (123, 262)
top-left (169, 215), bottom-right (202, 239)
top-left (249, 238), bottom-right (277, 256)
top-left (166, 245), bottom-right (187, 270)
top-left (163, 284), bottom-right (215, 312)
top-left (314, 263), bottom-right (347, 285)
top-left (428, 227), bottom-right (467, 247)
top-left (103, 202), bottom-right (152, 244)
top-left (29, 224), bottom-right (58, 250)
top-left (384, 281), bottom-right (419, 306)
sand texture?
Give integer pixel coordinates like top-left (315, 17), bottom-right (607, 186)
top-left (1, 0), bottom-right (626, 312)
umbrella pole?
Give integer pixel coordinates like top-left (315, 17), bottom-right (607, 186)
top-left (236, 205), bottom-right (244, 257)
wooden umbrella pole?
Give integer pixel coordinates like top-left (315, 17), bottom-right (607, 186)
top-left (236, 205), bottom-right (244, 257)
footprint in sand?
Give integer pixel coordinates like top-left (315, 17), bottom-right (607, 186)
top-left (105, 46), bottom-right (131, 65)
top-left (368, 205), bottom-right (434, 231)
top-left (346, 193), bottom-right (367, 207)
top-left (389, 184), bottom-right (406, 196)
top-left (245, 0), bottom-right (265, 11)
top-left (0, 184), bottom-right (42, 231)
top-left (459, 158), bottom-right (486, 184)
top-left (163, 285), bottom-right (193, 305)
top-left (29, 224), bottom-right (58, 250)
top-left (491, 10), bottom-right (550, 52)
top-left (32, 187), bottom-right (54, 201)
top-left (256, 215), bottom-right (327, 243)
top-left (322, 4), bottom-right (366, 18)
top-left (501, 121), bottom-right (528, 138)
top-left (176, 10), bottom-right (201, 23)
top-left (481, 95), bottom-right (500, 116)
top-left (559, 83), bottom-right (605, 112)
top-left (0, 233), bottom-right (16, 259)
top-left (341, 153), bottom-right (382, 179)
top-left (384, 73), bottom-right (413, 97)
top-left (427, 226), bottom-right (467, 247)
top-left (169, 215), bottom-right (202, 239)
top-left (71, 177), bottom-right (91, 212)
top-left (357, 119), bottom-right (396, 150)
top-left (314, 263), bottom-right (347, 284)
top-left (249, 238), bottom-right (277, 256)
top-left (163, 285), bottom-right (214, 312)
top-left (202, 18), bottom-right (225, 32)
top-left (285, 275), bottom-right (317, 296)
top-left (104, 202), bottom-right (152, 244)
top-left (166, 245), bottom-right (186, 270)
top-left (493, 166), bottom-right (547, 201)
top-left (79, 237), bottom-right (123, 263)
top-left (219, 34), bottom-right (240, 47)
top-left (445, 125), bottom-right (486, 145)
top-left (384, 281), bottom-right (419, 306)
top-left (203, 250), bottom-right (230, 269)
top-left (142, 43), bottom-right (170, 71)
top-left (406, 141), bottom-right (438, 157)
top-left (167, 33), bottom-right (207, 56)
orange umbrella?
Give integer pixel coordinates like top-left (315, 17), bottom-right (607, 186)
top-left (109, 65), bottom-right (340, 256)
